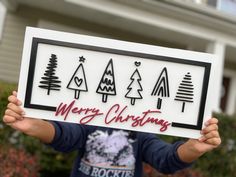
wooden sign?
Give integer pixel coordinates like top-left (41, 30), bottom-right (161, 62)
top-left (17, 27), bottom-right (217, 138)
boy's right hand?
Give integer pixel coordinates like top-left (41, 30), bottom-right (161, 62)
top-left (3, 91), bottom-right (55, 143)
top-left (3, 91), bottom-right (36, 134)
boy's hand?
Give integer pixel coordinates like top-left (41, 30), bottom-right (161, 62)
top-left (3, 91), bottom-right (36, 134)
top-left (190, 118), bottom-right (221, 153)
top-left (177, 118), bottom-right (221, 163)
top-left (3, 91), bottom-right (55, 143)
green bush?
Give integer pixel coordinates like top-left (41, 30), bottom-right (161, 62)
top-left (0, 145), bottom-right (40, 177)
top-left (0, 81), bottom-right (16, 144)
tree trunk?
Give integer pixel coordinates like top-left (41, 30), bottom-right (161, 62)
top-left (157, 98), bottom-right (162, 109)
top-left (74, 90), bottom-right (80, 99)
top-left (102, 94), bottom-right (108, 103)
top-left (182, 102), bottom-right (186, 112)
top-left (47, 87), bottom-right (50, 95)
top-left (131, 98), bottom-right (135, 105)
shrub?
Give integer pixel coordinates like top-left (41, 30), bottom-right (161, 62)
top-left (0, 81), bottom-right (16, 144)
top-left (0, 146), bottom-right (40, 177)
top-left (0, 82), bottom-right (41, 177)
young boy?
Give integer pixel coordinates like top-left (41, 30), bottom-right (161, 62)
top-left (3, 91), bottom-right (221, 177)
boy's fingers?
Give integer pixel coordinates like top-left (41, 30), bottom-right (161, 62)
top-left (7, 103), bottom-right (25, 115)
top-left (205, 118), bottom-right (218, 126)
top-left (13, 91), bottom-right (17, 97)
top-left (5, 109), bottom-right (23, 120)
top-left (201, 124), bottom-right (218, 134)
top-left (8, 95), bottom-right (18, 104)
top-left (8, 95), bottom-right (22, 106)
top-left (3, 115), bottom-right (17, 124)
top-left (199, 118), bottom-right (221, 147)
top-left (204, 137), bottom-right (221, 146)
top-left (202, 130), bottom-right (220, 140)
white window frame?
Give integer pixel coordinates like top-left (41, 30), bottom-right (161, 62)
top-left (0, 1), bottom-right (6, 41)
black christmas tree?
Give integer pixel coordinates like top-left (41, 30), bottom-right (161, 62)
top-left (125, 65), bottom-right (143, 105)
top-left (96, 59), bottom-right (116, 103)
top-left (174, 72), bottom-right (194, 112)
top-left (38, 54), bottom-right (61, 95)
top-left (151, 67), bottom-right (170, 109)
top-left (67, 56), bottom-right (88, 99)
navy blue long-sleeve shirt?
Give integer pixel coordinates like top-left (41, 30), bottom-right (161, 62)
top-left (49, 122), bottom-right (191, 177)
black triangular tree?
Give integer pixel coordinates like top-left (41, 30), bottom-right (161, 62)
top-left (39, 54), bottom-right (61, 95)
top-left (151, 67), bottom-right (170, 109)
top-left (125, 68), bottom-right (143, 105)
top-left (96, 59), bottom-right (116, 102)
top-left (174, 72), bottom-right (194, 112)
top-left (67, 56), bottom-right (88, 99)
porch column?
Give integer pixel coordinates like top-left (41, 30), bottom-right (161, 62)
top-left (206, 41), bottom-right (226, 112)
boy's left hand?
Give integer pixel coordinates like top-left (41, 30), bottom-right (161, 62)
top-left (190, 117), bottom-right (221, 153)
top-left (177, 118), bottom-right (221, 163)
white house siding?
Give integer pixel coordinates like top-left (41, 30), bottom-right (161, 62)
top-left (0, 12), bottom-right (36, 83)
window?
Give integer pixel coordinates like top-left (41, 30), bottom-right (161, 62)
top-left (222, 70), bottom-right (236, 115)
top-left (220, 76), bottom-right (230, 112)
top-left (218, 0), bottom-right (236, 16)
top-left (207, 0), bottom-right (218, 7)
top-left (0, 2), bottom-right (6, 41)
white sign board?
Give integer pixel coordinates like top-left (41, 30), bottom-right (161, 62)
top-left (18, 27), bottom-right (217, 138)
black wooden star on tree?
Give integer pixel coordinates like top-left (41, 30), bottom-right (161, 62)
top-left (79, 56), bottom-right (85, 62)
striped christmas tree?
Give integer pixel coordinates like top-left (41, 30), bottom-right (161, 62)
top-left (174, 72), bottom-right (194, 112)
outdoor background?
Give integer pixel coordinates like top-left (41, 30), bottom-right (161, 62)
top-left (0, 0), bottom-right (236, 177)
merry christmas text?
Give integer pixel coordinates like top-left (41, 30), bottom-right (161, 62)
top-left (55, 100), bottom-right (171, 132)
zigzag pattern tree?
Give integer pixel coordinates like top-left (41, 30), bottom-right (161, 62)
top-left (96, 59), bottom-right (116, 102)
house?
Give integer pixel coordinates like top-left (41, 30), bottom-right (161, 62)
top-left (0, 0), bottom-right (236, 115)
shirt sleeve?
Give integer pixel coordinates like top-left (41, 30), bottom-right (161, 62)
top-left (139, 133), bottom-right (193, 174)
top-left (47, 121), bottom-right (90, 153)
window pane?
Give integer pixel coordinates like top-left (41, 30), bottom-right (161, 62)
top-left (219, 0), bottom-right (236, 15)
top-left (207, 0), bottom-right (217, 7)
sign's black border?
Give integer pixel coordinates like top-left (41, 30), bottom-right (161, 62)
top-left (24, 37), bottom-right (211, 130)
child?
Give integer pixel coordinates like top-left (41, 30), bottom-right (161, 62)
top-left (3, 91), bottom-right (221, 177)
